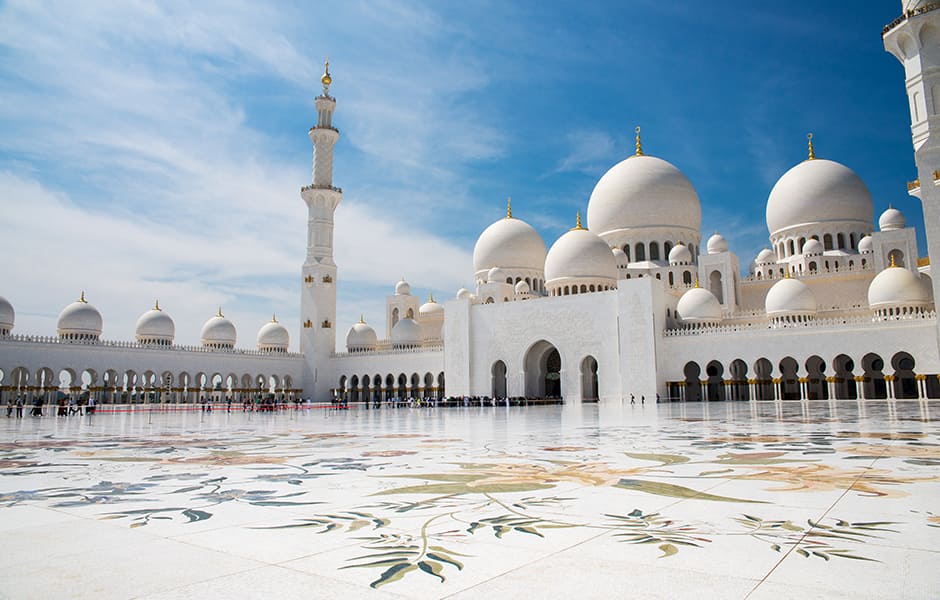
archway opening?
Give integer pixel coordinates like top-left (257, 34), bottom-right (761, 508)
top-left (891, 352), bottom-right (917, 399)
top-left (805, 356), bottom-right (828, 400)
top-left (492, 360), bottom-right (507, 399)
top-left (862, 353), bottom-right (887, 399)
top-left (705, 360), bottom-right (725, 401)
top-left (524, 341), bottom-right (562, 399)
top-left (580, 356), bottom-right (598, 401)
top-left (832, 354), bottom-right (857, 400)
top-left (683, 362), bottom-right (702, 402)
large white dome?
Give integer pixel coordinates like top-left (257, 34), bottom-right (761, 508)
top-left (57, 293), bottom-right (103, 340)
top-left (676, 287), bottom-right (722, 325)
top-left (473, 216), bottom-right (547, 275)
top-left (668, 243), bottom-right (692, 265)
top-left (765, 277), bottom-right (817, 317)
top-left (135, 302), bottom-right (175, 345)
top-left (257, 317), bottom-right (289, 351)
top-left (755, 248), bottom-right (776, 265)
top-left (868, 265), bottom-right (928, 311)
top-left (766, 158), bottom-right (873, 236)
top-left (419, 296), bottom-right (444, 319)
top-left (544, 226), bottom-right (618, 283)
top-left (586, 155), bottom-right (701, 237)
top-left (391, 317), bottom-right (422, 348)
top-left (0, 296), bottom-right (13, 334)
top-left (201, 310), bottom-right (236, 348)
top-left (346, 318), bottom-right (378, 351)
top-left (395, 278), bottom-right (411, 296)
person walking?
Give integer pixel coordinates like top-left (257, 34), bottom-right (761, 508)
top-left (15, 396), bottom-right (24, 418)
top-left (6, 397), bottom-right (13, 417)
top-left (630, 394), bottom-right (635, 405)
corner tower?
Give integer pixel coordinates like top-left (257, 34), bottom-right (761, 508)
top-left (884, 3), bottom-right (940, 351)
top-left (300, 59), bottom-right (341, 400)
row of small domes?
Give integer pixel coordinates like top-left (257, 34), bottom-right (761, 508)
top-left (676, 260), bottom-right (928, 325)
top-left (1, 293), bottom-right (289, 350)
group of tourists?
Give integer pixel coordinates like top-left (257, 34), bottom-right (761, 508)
top-left (5, 395), bottom-right (96, 418)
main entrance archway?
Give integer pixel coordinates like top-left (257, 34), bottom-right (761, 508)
top-left (524, 340), bottom-right (562, 399)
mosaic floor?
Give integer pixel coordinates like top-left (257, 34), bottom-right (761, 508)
top-left (0, 401), bottom-right (938, 599)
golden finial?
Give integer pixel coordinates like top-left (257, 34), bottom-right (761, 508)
top-left (889, 252), bottom-right (897, 268)
top-left (321, 57), bottom-right (332, 87)
top-left (571, 211), bottom-right (585, 231)
top-left (506, 196), bottom-right (512, 219)
top-left (358, 314), bottom-right (365, 324)
top-left (272, 313), bottom-right (278, 323)
top-left (79, 290), bottom-right (87, 303)
top-left (694, 277), bottom-right (700, 288)
top-left (217, 306), bottom-right (224, 318)
top-left (784, 268), bottom-right (791, 279)
top-left (429, 292), bottom-right (436, 303)
top-left (154, 299), bottom-right (161, 311)
top-left (807, 133), bottom-right (815, 160)
top-left (634, 126), bottom-right (643, 156)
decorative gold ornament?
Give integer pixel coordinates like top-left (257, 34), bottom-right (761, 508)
top-left (506, 196), bottom-right (512, 219)
top-left (807, 132), bottom-right (815, 160)
top-left (571, 211), bottom-right (585, 231)
top-left (321, 57), bottom-right (332, 86)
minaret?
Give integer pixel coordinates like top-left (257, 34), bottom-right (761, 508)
top-left (300, 59), bottom-right (342, 401)
top-left (883, 3), bottom-right (940, 347)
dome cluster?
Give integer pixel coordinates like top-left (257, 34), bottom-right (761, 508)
top-left (0, 296), bottom-right (14, 336)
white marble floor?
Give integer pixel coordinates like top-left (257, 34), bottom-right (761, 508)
top-left (0, 400), bottom-right (938, 599)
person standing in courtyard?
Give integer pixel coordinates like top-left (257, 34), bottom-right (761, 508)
top-left (6, 397), bottom-right (13, 417)
top-left (15, 396), bottom-right (24, 418)
top-left (630, 394), bottom-right (635, 405)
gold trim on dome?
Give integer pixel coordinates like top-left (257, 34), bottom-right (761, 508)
top-left (570, 211), bottom-right (585, 231)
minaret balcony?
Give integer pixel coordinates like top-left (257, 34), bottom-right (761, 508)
top-left (883, 3), bottom-right (940, 36)
top-left (301, 183), bottom-right (343, 193)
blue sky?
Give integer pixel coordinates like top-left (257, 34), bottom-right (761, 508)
top-left (0, 1), bottom-right (918, 349)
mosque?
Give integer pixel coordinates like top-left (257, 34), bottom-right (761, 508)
top-left (2, 3), bottom-right (940, 406)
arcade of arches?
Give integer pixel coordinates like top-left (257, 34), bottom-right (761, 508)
top-left (335, 371), bottom-right (445, 403)
top-left (0, 367), bottom-right (299, 404)
top-left (669, 352), bottom-right (937, 401)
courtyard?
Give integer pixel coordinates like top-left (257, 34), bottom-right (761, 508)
top-left (0, 401), bottom-right (938, 599)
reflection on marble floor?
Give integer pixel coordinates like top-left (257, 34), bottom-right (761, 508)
top-left (0, 401), bottom-right (938, 599)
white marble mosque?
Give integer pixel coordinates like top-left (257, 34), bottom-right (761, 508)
top-left (1, 3), bottom-right (940, 412)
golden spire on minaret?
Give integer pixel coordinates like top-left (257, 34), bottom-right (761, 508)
top-left (321, 57), bottom-right (332, 87)
top-left (429, 292), bottom-right (436, 303)
top-left (506, 196), bottom-right (512, 219)
top-left (634, 126), bottom-right (643, 156)
top-left (807, 133), bottom-right (816, 160)
top-left (154, 299), bottom-right (161, 311)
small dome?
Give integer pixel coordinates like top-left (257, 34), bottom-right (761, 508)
top-left (201, 309), bottom-right (236, 348)
top-left (419, 295), bottom-right (444, 318)
top-left (473, 214), bottom-right (547, 276)
top-left (706, 233), bottom-right (728, 254)
top-left (135, 302), bottom-right (175, 345)
top-left (456, 287), bottom-right (473, 301)
top-left (0, 296), bottom-right (14, 334)
top-left (868, 264), bottom-right (928, 311)
top-left (611, 247), bottom-right (628, 267)
top-left (802, 239), bottom-right (824, 256)
top-left (668, 243), bottom-right (692, 265)
top-left (544, 226), bottom-right (618, 284)
top-left (765, 277), bottom-right (817, 317)
top-left (487, 267), bottom-right (507, 284)
top-left (395, 278), bottom-right (411, 296)
top-left (676, 286), bottom-right (722, 325)
top-left (346, 318), bottom-right (378, 350)
top-left (766, 158), bottom-right (873, 236)
top-left (515, 280), bottom-right (530, 294)
top-left (755, 248), bottom-right (776, 265)
top-left (878, 206), bottom-right (906, 231)
top-left (257, 317), bottom-right (289, 351)
top-left (391, 317), bottom-right (422, 348)
top-left (57, 292), bottom-right (103, 340)
top-left (587, 155), bottom-right (702, 237)
top-left (858, 235), bottom-right (874, 253)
